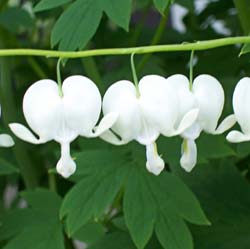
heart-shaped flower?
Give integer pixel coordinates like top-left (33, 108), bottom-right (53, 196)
top-left (227, 77), bottom-right (250, 143)
top-left (9, 76), bottom-right (117, 178)
top-left (0, 106), bottom-right (14, 148)
top-left (167, 74), bottom-right (236, 172)
top-left (100, 75), bottom-right (198, 175)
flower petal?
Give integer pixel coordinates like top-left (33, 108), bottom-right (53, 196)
top-left (170, 108), bottom-right (199, 136)
top-left (193, 74), bottom-right (224, 133)
top-left (166, 74), bottom-right (196, 122)
top-left (23, 79), bottom-right (62, 141)
top-left (146, 143), bottom-right (165, 175)
top-left (63, 76), bottom-right (102, 134)
top-left (100, 130), bottom-right (129, 145)
top-left (139, 75), bottom-right (179, 136)
top-left (180, 139), bottom-right (197, 172)
top-left (0, 134), bottom-right (14, 147)
top-left (181, 121), bottom-right (202, 140)
top-left (56, 141), bottom-right (76, 178)
top-left (9, 123), bottom-right (46, 144)
top-left (86, 112), bottom-right (119, 137)
top-left (213, 114), bottom-right (236, 134)
top-left (232, 77), bottom-right (250, 135)
top-left (226, 130), bottom-right (250, 143)
top-left (103, 80), bottom-right (142, 142)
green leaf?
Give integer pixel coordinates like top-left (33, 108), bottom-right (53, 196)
top-left (155, 213), bottom-right (193, 249)
top-left (175, 161), bottom-right (250, 249)
top-left (102, 0), bottom-right (132, 31)
top-left (89, 232), bottom-right (136, 249)
top-left (153, 0), bottom-right (172, 14)
top-left (124, 168), bottom-right (156, 249)
top-left (60, 149), bottom-right (130, 235)
top-left (1, 189), bottom-right (64, 249)
top-left (51, 0), bottom-right (132, 50)
top-left (124, 164), bottom-right (209, 249)
top-left (51, 0), bottom-right (103, 50)
top-left (0, 158), bottom-right (19, 175)
top-left (72, 223), bottom-right (105, 244)
top-left (0, 7), bottom-right (34, 34)
top-left (240, 43), bottom-right (250, 55)
top-left (34, 0), bottom-right (71, 12)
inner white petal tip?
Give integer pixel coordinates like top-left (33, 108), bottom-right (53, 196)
top-left (180, 139), bottom-right (197, 172)
top-left (56, 157), bottom-right (76, 178)
top-left (146, 156), bottom-right (165, 175)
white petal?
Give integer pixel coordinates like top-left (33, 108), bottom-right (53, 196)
top-left (103, 80), bottom-right (142, 142)
top-left (232, 77), bottom-right (250, 135)
top-left (56, 142), bottom-right (76, 178)
top-left (169, 108), bottom-right (199, 136)
top-left (139, 75), bottom-right (179, 136)
top-left (9, 123), bottom-right (46, 144)
top-left (99, 130), bottom-right (129, 145)
top-left (180, 139), bottom-right (197, 172)
top-left (213, 114), bottom-right (236, 134)
top-left (85, 112), bottom-right (119, 137)
top-left (193, 74), bottom-right (224, 133)
top-left (182, 122), bottom-right (202, 140)
top-left (226, 130), bottom-right (250, 143)
top-left (146, 143), bottom-right (165, 175)
top-left (63, 76), bottom-right (102, 134)
top-left (136, 114), bottom-right (159, 145)
top-left (166, 74), bottom-right (196, 121)
top-left (23, 79), bottom-right (62, 141)
top-left (0, 134), bottom-right (14, 147)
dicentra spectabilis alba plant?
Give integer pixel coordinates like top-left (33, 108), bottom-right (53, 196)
top-left (9, 75), bottom-right (117, 178)
top-left (100, 74), bottom-right (199, 175)
top-left (0, 106), bottom-right (14, 148)
top-left (227, 77), bottom-right (250, 143)
top-left (167, 74), bottom-right (236, 172)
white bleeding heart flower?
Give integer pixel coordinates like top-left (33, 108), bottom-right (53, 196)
top-left (167, 74), bottom-right (236, 172)
top-left (227, 77), bottom-right (250, 143)
top-left (0, 106), bottom-right (14, 148)
top-left (9, 76), bottom-right (118, 178)
top-left (100, 75), bottom-right (198, 175)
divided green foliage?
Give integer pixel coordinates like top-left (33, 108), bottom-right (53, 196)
top-left (61, 148), bottom-right (208, 249)
top-left (174, 162), bottom-right (250, 249)
top-left (50, 0), bottom-right (132, 50)
top-left (0, 189), bottom-right (64, 249)
top-left (0, 7), bottom-right (34, 34)
top-left (34, 0), bottom-right (72, 12)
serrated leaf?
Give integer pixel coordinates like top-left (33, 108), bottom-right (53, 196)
top-left (102, 0), bottom-right (132, 31)
top-left (51, 0), bottom-right (103, 50)
top-left (155, 213), bottom-right (193, 249)
top-left (0, 7), bottom-right (34, 34)
top-left (0, 158), bottom-right (19, 175)
top-left (34, 0), bottom-right (71, 12)
top-left (124, 168), bottom-right (156, 249)
top-left (153, 0), bottom-right (171, 14)
top-left (60, 149), bottom-right (130, 235)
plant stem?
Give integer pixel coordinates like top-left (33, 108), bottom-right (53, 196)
top-left (189, 50), bottom-right (194, 90)
top-left (0, 36), bottom-right (248, 58)
top-left (234, 0), bottom-right (250, 35)
top-left (57, 58), bottom-right (64, 97)
top-left (130, 53), bottom-right (140, 97)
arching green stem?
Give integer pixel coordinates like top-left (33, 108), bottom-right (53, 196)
top-left (57, 58), bottom-right (63, 97)
top-left (130, 53), bottom-right (140, 97)
top-left (189, 50), bottom-right (195, 90)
